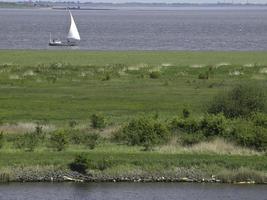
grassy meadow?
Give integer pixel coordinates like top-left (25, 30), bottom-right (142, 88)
top-left (0, 50), bottom-right (266, 183)
top-left (0, 50), bottom-right (267, 123)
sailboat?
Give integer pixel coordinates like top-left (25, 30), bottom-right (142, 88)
top-left (49, 11), bottom-right (81, 46)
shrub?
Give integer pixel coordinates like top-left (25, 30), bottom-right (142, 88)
top-left (23, 132), bottom-right (39, 152)
top-left (170, 114), bottom-right (228, 144)
top-left (34, 123), bottom-right (45, 141)
top-left (149, 71), bottom-right (161, 79)
top-left (69, 154), bottom-right (88, 174)
top-left (200, 114), bottom-right (227, 137)
top-left (169, 117), bottom-right (201, 134)
top-left (208, 84), bottom-right (266, 118)
top-left (49, 129), bottom-right (68, 151)
top-left (227, 121), bottom-right (267, 151)
top-left (13, 132), bottom-right (39, 152)
top-left (198, 72), bottom-right (209, 80)
top-left (35, 123), bottom-right (43, 135)
top-left (182, 108), bottom-right (190, 118)
top-left (68, 130), bottom-right (84, 145)
top-left (84, 133), bottom-right (100, 150)
top-left (250, 112), bottom-right (267, 128)
top-left (12, 135), bottom-right (25, 150)
top-left (253, 127), bottom-right (267, 151)
top-left (180, 132), bottom-right (206, 146)
top-left (0, 132), bottom-right (4, 149)
top-left (69, 120), bottom-right (78, 128)
top-left (119, 116), bottom-right (170, 150)
top-left (102, 73), bottom-right (111, 81)
top-left (90, 113), bottom-right (105, 129)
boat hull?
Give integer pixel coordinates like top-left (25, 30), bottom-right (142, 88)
top-left (49, 41), bottom-right (77, 47)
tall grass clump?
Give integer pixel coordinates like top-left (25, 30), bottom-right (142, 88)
top-left (0, 173), bottom-right (10, 183)
top-left (207, 84), bottom-right (266, 118)
top-left (217, 168), bottom-right (266, 184)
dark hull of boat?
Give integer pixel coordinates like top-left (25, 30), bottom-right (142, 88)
top-left (49, 42), bottom-right (77, 47)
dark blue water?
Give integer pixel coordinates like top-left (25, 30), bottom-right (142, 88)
top-left (0, 182), bottom-right (267, 200)
top-left (1, 7), bottom-right (267, 50)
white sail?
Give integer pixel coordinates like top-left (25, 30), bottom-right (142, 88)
top-left (67, 11), bottom-right (80, 41)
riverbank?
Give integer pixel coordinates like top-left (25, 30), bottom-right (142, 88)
top-left (1, 150), bottom-right (266, 184)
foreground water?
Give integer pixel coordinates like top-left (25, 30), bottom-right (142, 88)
top-left (1, 7), bottom-right (267, 50)
top-left (0, 182), bottom-right (266, 200)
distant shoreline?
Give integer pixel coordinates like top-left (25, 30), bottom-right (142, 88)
top-left (1, 1), bottom-right (267, 10)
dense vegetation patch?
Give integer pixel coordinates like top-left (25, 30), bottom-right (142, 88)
top-left (208, 84), bottom-right (266, 118)
top-left (114, 116), bottom-right (171, 150)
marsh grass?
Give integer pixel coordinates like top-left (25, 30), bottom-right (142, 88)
top-left (217, 167), bottom-right (267, 183)
top-left (158, 138), bottom-right (261, 155)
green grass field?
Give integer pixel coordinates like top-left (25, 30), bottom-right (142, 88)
top-left (0, 51), bottom-right (266, 183)
top-left (2, 51), bottom-right (267, 66)
top-left (0, 50), bottom-right (266, 123)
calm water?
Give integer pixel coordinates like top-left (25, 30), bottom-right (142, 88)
top-left (0, 182), bottom-right (267, 200)
top-left (1, 7), bottom-right (267, 50)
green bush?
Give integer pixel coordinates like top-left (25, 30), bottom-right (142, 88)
top-left (208, 84), bottom-right (266, 118)
top-left (180, 132), bottom-right (206, 146)
top-left (200, 114), bottom-right (227, 137)
top-left (35, 123), bottom-right (43, 135)
top-left (49, 129), bottom-right (68, 151)
top-left (69, 154), bottom-right (88, 174)
top-left (69, 120), bottom-right (78, 128)
top-left (0, 132), bottom-right (4, 149)
top-left (253, 127), bottom-right (267, 151)
top-left (24, 132), bottom-right (39, 152)
top-left (198, 72), bottom-right (209, 80)
top-left (227, 121), bottom-right (267, 151)
top-left (149, 71), bottom-right (161, 79)
top-left (12, 132), bottom-right (39, 152)
top-left (169, 117), bottom-right (201, 134)
top-left (67, 129), bottom-right (84, 145)
top-left (250, 112), bottom-right (267, 128)
top-left (12, 135), bottom-right (24, 150)
top-left (90, 113), bottom-right (106, 129)
top-left (170, 114), bottom-right (228, 144)
top-left (182, 108), bottom-right (190, 118)
top-left (119, 116), bottom-right (171, 150)
top-left (84, 133), bottom-right (100, 150)
top-left (34, 123), bottom-right (45, 141)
